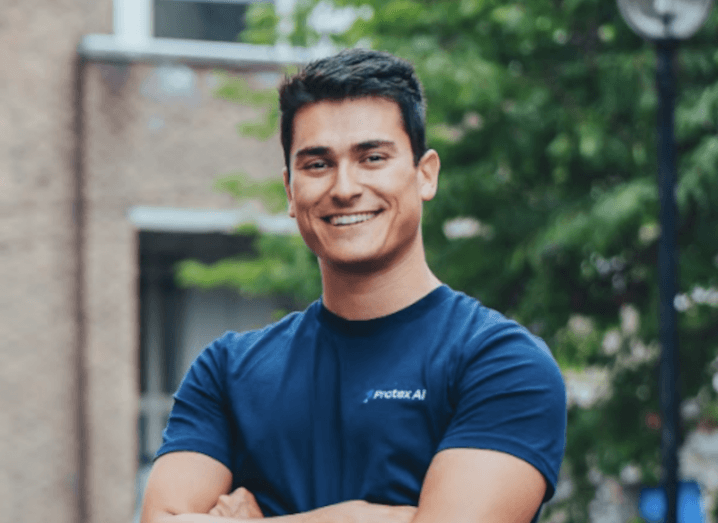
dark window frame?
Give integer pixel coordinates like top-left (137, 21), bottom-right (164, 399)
top-left (153, 0), bottom-right (273, 42)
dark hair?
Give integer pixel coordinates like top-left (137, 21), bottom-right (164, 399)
top-left (279, 48), bottom-right (427, 177)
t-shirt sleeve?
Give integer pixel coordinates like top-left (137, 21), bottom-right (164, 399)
top-left (437, 321), bottom-right (567, 501)
top-left (154, 333), bottom-right (233, 470)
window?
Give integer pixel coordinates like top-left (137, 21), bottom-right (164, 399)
top-left (154, 0), bottom-right (265, 42)
top-left (112, 0), bottom-right (276, 46)
top-left (135, 230), bottom-right (285, 519)
top-left (108, 0), bottom-right (337, 67)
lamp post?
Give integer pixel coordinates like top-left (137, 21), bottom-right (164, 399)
top-left (615, 1), bottom-right (714, 522)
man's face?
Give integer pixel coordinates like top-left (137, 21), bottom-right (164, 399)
top-left (284, 96), bottom-right (439, 272)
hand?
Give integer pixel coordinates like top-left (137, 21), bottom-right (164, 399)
top-left (208, 487), bottom-right (264, 520)
top-left (310, 500), bottom-right (416, 523)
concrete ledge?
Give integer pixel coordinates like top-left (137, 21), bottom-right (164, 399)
top-left (127, 205), bottom-right (298, 235)
top-left (78, 34), bottom-right (334, 69)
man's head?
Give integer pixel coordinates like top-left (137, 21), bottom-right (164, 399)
top-left (279, 48), bottom-right (427, 177)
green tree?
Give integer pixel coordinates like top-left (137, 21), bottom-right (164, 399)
top-left (179, 1), bottom-right (718, 520)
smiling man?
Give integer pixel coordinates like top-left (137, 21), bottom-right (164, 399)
top-left (141, 49), bottom-right (566, 523)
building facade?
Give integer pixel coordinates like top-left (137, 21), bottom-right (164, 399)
top-left (0, 2), bottom-right (304, 522)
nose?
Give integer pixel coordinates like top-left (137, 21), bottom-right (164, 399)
top-left (329, 160), bottom-right (362, 204)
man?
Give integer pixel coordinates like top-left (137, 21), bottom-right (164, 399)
top-left (141, 48), bottom-right (566, 523)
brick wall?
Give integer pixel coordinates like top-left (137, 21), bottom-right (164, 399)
top-left (0, 1), bottom-right (108, 522)
top-left (83, 62), bottom-right (284, 523)
top-left (0, 2), bottom-right (286, 521)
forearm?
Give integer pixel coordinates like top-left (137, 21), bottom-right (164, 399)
top-left (153, 508), bottom-right (324, 523)
top-left (156, 514), bottom-right (245, 523)
top-left (153, 499), bottom-right (413, 523)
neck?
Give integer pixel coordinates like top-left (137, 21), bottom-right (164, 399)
top-left (319, 236), bottom-right (442, 320)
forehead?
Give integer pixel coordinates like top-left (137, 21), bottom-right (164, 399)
top-left (291, 97), bottom-right (409, 156)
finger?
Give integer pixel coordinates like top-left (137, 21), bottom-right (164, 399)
top-left (213, 498), bottom-right (233, 517)
top-left (228, 487), bottom-right (250, 498)
top-left (232, 501), bottom-right (264, 519)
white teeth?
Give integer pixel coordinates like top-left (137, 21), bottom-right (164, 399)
top-left (329, 212), bottom-right (378, 226)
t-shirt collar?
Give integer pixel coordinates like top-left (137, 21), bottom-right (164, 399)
top-left (316, 285), bottom-right (452, 336)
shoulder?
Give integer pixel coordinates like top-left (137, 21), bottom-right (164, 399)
top-left (197, 300), bottom-right (322, 370)
top-left (437, 287), bottom-right (563, 389)
top-left (436, 290), bottom-right (566, 499)
top-left (437, 288), bottom-right (548, 349)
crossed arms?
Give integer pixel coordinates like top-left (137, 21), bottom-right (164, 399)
top-left (140, 447), bottom-right (546, 523)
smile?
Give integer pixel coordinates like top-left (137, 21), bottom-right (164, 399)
top-left (325, 211), bottom-right (382, 226)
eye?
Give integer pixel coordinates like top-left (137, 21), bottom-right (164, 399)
top-left (302, 159), bottom-right (329, 171)
top-left (363, 153), bottom-right (386, 165)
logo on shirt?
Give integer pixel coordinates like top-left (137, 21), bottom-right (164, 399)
top-left (363, 388), bottom-right (426, 403)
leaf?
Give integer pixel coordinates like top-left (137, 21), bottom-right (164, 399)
top-left (205, 4), bottom-right (718, 518)
top-left (240, 3), bottom-right (279, 45)
top-left (532, 178), bottom-right (657, 263)
top-left (678, 135), bottom-right (718, 211)
top-left (214, 172), bottom-right (287, 213)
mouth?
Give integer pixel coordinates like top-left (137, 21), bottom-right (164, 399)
top-left (323, 210), bottom-right (382, 226)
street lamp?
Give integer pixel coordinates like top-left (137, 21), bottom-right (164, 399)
top-left (618, 0), bottom-right (713, 39)
top-left (615, 1), bottom-right (714, 523)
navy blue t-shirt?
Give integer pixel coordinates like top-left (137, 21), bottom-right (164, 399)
top-left (157, 285), bottom-right (566, 521)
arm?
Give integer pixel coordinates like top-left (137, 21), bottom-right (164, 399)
top-left (411, 448), bottom-right (545, 523)
top-left (140, 451), bottom-right (416, 523)
top-left (408, 321), bottom-right (566, 523)
top-left (140, 451), bottom-right (235, 523)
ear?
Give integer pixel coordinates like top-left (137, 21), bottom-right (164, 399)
top-left (417, 149), bottom-right (440, 202)
top-left (283, 167), bottom-right (296, 218)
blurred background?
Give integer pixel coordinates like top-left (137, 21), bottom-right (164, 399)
top-left (1, 1), bottom-right (717, 522)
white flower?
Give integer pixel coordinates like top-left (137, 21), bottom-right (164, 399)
top-left (564, 367), bottom-right (610, 408)
top-left (462, 112), bottom-right (484, 130)
top-left (620, 463), bottom-right (642, 485)
top-left (620, 304), bottom-right (640, 336)
top-left (442, 217), bottom-right (495, 240)
top-left (568, 315), bottom-right (594, 337)
top-left (626, 339), bottom-right (655, 365)
top-left (674, 294), bottom-right (692, 312)
top-left (691, 286), bottom-right (718, 308)
top-left (638, 223), bottom-right (660, 244)
top-left (681, 399), bottom-right (700, 421)
top-left (602, 329), bottom-right (621, 356)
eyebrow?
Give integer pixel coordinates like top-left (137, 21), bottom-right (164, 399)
top-left (294, 146), bottom-right (331, 161)
top-left (293, 140), bottom-right (397, 162)
top-left (353, 140), bottom-right (397, 153)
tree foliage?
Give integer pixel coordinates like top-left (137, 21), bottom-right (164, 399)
top-left (178, 1), bottom-right (718, 520)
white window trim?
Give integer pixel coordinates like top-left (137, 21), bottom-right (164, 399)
top-left (114, 0), bottom-right (152, 46)
top-left (92, 0), bottom-right (335, 67)
top-left (127, 205), bottom-right (298, 235)
top-left (113, 0), bottom-right (289, 45)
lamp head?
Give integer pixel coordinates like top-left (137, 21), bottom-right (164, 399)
top-left (617, 0), bottom-right (714, 39)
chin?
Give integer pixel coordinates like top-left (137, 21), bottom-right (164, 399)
top-left (319, 246), bottom-right (405, 274)
top-left (314, 245), bottom-right (372, 268)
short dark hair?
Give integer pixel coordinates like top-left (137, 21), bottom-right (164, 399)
top-left (279, 48), bottom-right (427, 177)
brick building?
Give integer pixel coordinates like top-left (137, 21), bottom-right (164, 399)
top-left (0, 2), bottom-right (318, 522)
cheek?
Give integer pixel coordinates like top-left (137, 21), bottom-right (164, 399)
top-left (289, 191), bottom-right (310, 218)
top-left (292, 181), bottom-right (325, 210)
